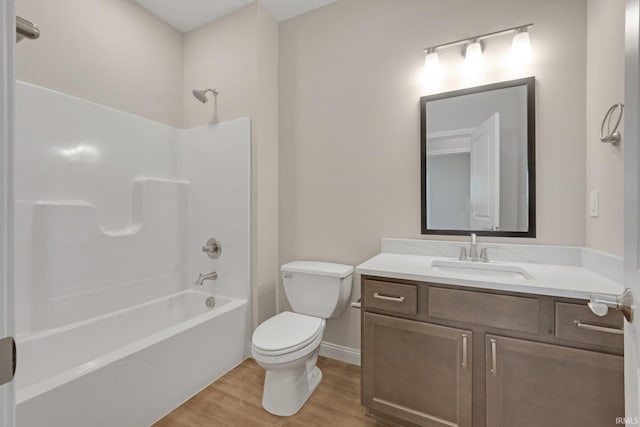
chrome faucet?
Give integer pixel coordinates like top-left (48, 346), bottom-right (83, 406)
top-left (469, 233), bottom-right (479, 261)
top-left (459, 233), bottom-right (495, 262)
top-left (195, 271), bottom-right (218, 286)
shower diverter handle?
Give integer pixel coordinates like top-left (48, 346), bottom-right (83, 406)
top-left (202, 238), bottom-right (222, 259)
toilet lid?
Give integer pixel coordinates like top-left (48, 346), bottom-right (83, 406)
top-left (252, 311), bottom-right (323, 354)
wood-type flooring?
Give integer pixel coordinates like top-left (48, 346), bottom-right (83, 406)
top-left (154, 357), bottom-right (389, 427)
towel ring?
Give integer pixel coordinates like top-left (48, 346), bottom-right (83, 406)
top-left (600, 103), bottom-right (624, 145)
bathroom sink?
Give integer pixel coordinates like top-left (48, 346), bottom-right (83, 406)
top-left (431, 259), bottom-right (534, 280)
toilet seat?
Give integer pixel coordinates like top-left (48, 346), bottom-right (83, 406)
top-left (252, 311), bottom-right (324, 356)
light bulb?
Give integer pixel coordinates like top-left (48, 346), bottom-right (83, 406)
top-left (511, 28), bottom-right (532, 65)
top-left (424, 49), bottom-right (443, 80)
top-left (464, 40), bottom-right (484, 74)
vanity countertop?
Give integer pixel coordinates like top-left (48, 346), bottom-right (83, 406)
top-left (356, 252), bottom-right (624, 300)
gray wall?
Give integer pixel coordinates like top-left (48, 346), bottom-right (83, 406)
top-left (279, 0), bottom-right (589, 350)
top-left (16, 0), bottom-right (184, 127)
top-left (585, 0), bottom-right (625, 255)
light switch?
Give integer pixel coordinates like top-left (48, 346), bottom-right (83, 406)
top-left (590, 190), bottom-right (599, 217)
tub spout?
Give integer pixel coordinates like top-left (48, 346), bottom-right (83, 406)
top-left (195, 271), bottom-right (218, 286)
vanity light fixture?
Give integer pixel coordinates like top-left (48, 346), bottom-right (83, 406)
top-left (463, 39), bottom-right (485, 74)
top-left (511, 27), bottom-right (532, 64)
top-left (423, 23), bottom-right (533, 79)
top-left (424, 47), bottom-right (443, 80)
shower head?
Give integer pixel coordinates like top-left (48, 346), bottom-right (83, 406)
top-left (192, 89), bottom-right (208, 103)
top-left (192, 88), bottom-right (221, 124)
top-left (192, 88), bottom-right (219, 104)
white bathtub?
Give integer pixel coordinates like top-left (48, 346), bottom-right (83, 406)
top-left (15, 290), bottom-right (249, 427)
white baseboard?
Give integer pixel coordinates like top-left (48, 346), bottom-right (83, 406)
top-left (319, 341), bottom-right (361, 366)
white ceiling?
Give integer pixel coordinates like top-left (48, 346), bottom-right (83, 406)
top-left (132, 0), bottom-right (337, 33)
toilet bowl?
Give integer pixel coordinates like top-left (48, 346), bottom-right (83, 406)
top-left (251, 261), bottom-right (353, 416)
top-left (252, 311), bottom-right (326, 415)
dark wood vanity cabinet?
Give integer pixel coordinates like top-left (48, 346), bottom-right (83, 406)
top-left (363, 313), bottom-right (472, 426)
top-left (485, 335), bottom-right (623, 427)
top-left (360, 276), bottom-right (625, 427)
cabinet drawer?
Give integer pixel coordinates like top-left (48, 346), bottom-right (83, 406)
top-left (428, 287), bottom-right (539, 333)
top-left (363, 279), bottom-right (418, 315)
top-left (555, 302), bottom-right (623, 350)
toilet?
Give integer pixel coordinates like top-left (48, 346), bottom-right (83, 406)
top-left (251, 260), bottom-right (354, 416)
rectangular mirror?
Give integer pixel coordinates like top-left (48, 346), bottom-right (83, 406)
top-left (420, 77), bottom-right (536, 237)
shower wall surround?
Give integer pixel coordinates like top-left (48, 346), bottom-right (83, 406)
top-left (14, 82), bottom-right (250, 334)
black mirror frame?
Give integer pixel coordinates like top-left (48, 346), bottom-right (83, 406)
top-left (420, 77), bottom-right (536, 237)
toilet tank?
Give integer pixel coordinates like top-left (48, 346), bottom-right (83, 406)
top-left (281, 261), bottom-right (354, 319)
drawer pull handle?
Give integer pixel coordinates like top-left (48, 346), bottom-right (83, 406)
top-left (461, 334), bottom-right (468, 369)
top-left (373, 293), bottom-right (406, 303)
top-left (490, 339), bottom-right (497, 376)
top-left (574, 320), bottom-right (623, 335)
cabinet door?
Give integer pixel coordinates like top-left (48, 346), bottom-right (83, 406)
top-left (363, 313), bottom-right (472, 427)
top-left (485, 335), bottom-right (624, 427)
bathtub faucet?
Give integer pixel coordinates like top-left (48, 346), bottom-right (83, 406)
top-left (195, 271), bottom-right (218, 286)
